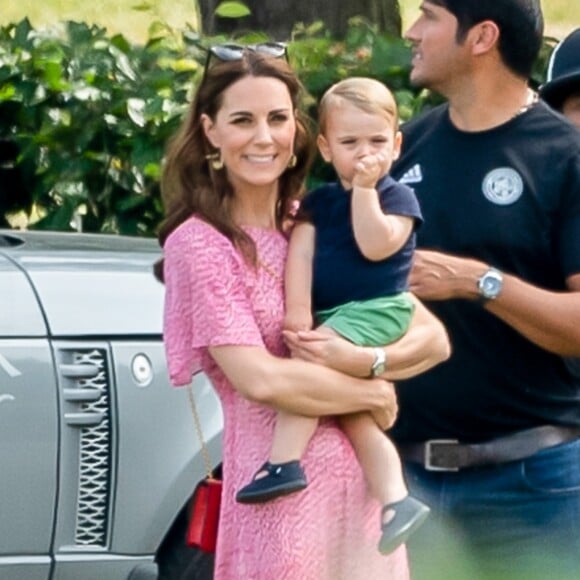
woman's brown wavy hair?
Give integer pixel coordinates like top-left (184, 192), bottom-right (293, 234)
top-left (155, 50), bottom-right (315, 281)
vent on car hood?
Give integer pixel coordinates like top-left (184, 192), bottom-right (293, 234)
top-left (0, 233), bottom-right (24, 247)
top-left (59, 347), bottom-right (112, 547)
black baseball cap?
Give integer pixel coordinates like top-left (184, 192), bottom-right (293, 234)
top-left (540, 28), bottom-right (580, 110)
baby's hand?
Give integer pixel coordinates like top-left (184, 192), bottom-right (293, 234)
top-left (352, 153), bottom-right (386, 190)
top-left (284, 307), bottom-right (313, 334)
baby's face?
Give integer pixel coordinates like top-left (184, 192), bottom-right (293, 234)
top-left (317, 101), bottom-right (401, 190)
top-left (562, 92), bottom-right (580, 130)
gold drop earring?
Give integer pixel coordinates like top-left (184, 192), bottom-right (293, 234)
top-left (287, 154), bottom-right (297, 169)
top-left (205, 151), bottom-right (224, 170)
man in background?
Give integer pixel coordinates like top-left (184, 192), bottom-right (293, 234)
top-left (390, 1), bottom-right (580, 579)
top-left (540, 28), bottom-right (580, 128)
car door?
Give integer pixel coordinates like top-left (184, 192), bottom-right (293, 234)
top-left (0, 254), bottom-right (57, 580)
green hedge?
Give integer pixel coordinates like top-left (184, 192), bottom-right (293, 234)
top-left (0, 18), bottom-right (552, 235)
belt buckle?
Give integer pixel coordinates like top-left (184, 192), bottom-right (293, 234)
top-left (424, 439), bottom-right (460, 472)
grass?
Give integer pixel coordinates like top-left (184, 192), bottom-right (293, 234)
top-left (2, 0), bottom-right (577, 43)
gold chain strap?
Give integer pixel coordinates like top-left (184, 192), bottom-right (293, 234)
top-left (187, 384), bottom-right (214, 480)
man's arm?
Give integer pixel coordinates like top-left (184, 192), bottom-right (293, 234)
top-left (410, 249), bottom-right (580, 357)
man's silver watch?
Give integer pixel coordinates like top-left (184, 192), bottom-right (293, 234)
top-left (477, 267), bottom-right (504, 302)
top-left (369, 347), bottom-right (386, 378)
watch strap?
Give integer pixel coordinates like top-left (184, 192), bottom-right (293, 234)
top-left (370, 347), bottom-right (386, 378)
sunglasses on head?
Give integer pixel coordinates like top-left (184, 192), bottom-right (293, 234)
top-left (203, 42), bottom-right (288, 75)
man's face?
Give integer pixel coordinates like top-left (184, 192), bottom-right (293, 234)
top-left (562, 92), bottom-right (580, 130)
top-left (404, 2), bottom-right (471, 94)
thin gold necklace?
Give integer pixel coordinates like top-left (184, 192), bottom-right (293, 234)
top-left (258, 259), bottom-right (282, 283)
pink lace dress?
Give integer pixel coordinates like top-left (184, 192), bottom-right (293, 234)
top-left (163, 216), bottom-right (409, 580)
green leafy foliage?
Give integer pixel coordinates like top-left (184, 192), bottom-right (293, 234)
top-left (215, 2), bottom-right (252, 18)
top-left (0, 18), bottom-right (204, 233)
top-left (0, 16), bottom-right (550, 235)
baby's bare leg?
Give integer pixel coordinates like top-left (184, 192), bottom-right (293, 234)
top-left (318, 323), bottom-right (407, 501)
top-left (270, 411), bottom-right (318, 464)
top-left (339, 412), bottom-right (407, 505)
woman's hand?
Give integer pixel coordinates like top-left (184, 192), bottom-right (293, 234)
top-left (369, 379), bottom-right (399, 430)
top-left (283, 329), bottom-right (372, 377)
top-left (282, 330), bottom-right (398, 429)
top-left (283, 296), bottom-right (451, 381)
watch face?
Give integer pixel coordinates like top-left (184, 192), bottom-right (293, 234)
top-left (483, 277), bottom-right (500, 294)
top-left (479, 270), bottom-right (503, 299)
top-left (374, 362), bottom-right (386, 376)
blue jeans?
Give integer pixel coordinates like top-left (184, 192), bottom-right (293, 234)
top-left (403, 439), bottom-right (580, 580)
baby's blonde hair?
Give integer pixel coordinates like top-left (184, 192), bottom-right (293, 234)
top-left (318, 77), bottom-right (399, 135)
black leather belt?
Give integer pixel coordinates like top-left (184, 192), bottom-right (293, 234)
top-left (398, 425), bottom-right (580, 472)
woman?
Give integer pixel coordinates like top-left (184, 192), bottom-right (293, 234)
top-left (159, 44), bottom-right (449, 579)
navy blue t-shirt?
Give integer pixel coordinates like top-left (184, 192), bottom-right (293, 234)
top-left (390, 102), bottom-right (580, 443)
top-left (301, 175), bottom-right (423, 312)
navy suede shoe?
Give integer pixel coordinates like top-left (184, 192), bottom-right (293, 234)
top-left (378, 496), bottom-right (430, 555)
top-left (236, 460), bottom-right (307, 504)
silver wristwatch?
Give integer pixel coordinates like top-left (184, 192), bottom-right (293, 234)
top-left (477, 267), bottom-right (504, 302)
top-left (369, 347), bottom-right (386, 378)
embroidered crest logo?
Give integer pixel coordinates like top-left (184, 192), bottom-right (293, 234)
top-left (482, 168), bottom-right (524, 205)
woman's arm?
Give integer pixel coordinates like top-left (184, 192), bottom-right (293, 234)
top-left (384, 295), bottom-right (451, 379)
top-left (283, 295), bottom-right (451, 380)
top-left (208, 344), bottom-right (398, 430)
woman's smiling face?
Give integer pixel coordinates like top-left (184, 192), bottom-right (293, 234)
top-left (202, 75), bottom-right (297, 195)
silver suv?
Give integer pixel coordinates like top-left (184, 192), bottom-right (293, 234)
top-left (0, 229), bottom-right (222, 580)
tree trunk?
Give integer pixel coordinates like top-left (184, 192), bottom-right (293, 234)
top-left (199, 0), bottom-right (402, 39)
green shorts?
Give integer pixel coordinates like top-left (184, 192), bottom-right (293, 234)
top-left (316, 293), bottom-right (414, 346)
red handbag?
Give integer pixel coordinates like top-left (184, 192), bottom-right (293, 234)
top-left (186, 476), bottom-right (222, 553)
top-left (185, 385), bottom-right (222, 554)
